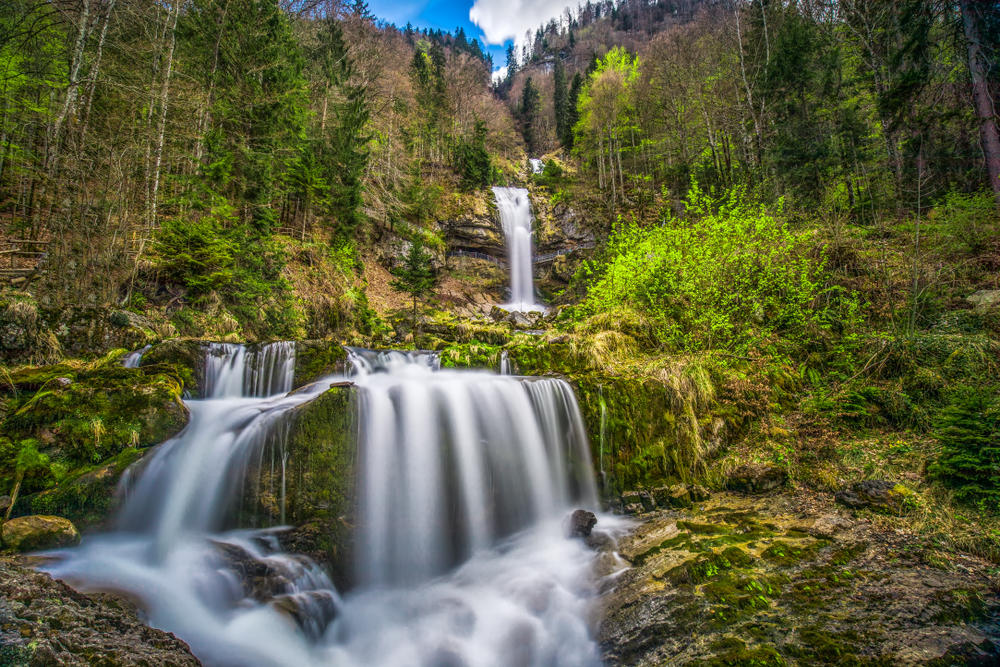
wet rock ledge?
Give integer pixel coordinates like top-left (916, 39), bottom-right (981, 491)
top-left (597, 490), bottom-right (1000, 666)
top-left (0, 555), bottom-right (198, 665)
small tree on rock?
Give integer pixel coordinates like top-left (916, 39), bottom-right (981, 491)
top-left (391, 239), bottom-right (437, 331)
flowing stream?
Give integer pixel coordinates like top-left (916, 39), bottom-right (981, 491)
top-left (43, 343), bottom-right (617, 666)
top-left (493, 186), bottom-right (545, 312)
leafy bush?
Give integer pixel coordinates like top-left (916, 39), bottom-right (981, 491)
top-left (929, 388), bottom-right (1000, 509)
top-left (575, 184), bottom-right (858, 354)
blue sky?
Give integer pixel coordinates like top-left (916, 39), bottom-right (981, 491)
top-left (368, 0), bottom-right (577, 72)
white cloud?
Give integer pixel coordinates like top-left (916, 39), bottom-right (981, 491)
top-left (470, 0), bottom-right (577, 46)
top-left (491, 65), bottom-right (509, 84)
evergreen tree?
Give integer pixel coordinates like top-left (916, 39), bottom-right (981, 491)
top-left (564, 73), bottom-right (583, 148)
top-left (930, 389), bottom-right (1000, 507)
top-left (315, 17), bottom-right (370, 237)
top-left (553, 60), bottom-right (569, 148)
top-left (455, 120), bottom-right (492, 190)
top-left (391, 238), bottom-right (437, 329)
top-left (520, 77), bottom-right (541, 154)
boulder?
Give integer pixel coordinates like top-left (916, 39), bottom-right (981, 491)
top-left (652, 485), bottom-right (693, 509)
top-left (726, 464), bottom-right (788, 494)
top-left (966, 290), bottom-right (1000, 311)
top-left (566, 509), bottom-right (598, 538)
top-left (686, 484), bottom-right (712, 502)
top-left (1, 515), bottom-right (80, 552)
top-left (835, 480), bottom-right (914, 513)
top-left (638, 490), bottom-right (656, 512)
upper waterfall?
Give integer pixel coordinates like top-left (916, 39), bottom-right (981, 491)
top-left (493, 186), bottom-right (545, 312)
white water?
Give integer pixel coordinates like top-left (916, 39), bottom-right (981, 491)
top-left (530, 158), bottom-right (545, 174)
top-left (493, 186), bottom-right (545, 312)
top-left (122, 344), bottom-right (151, 368)
top-left (43, 344), bottom-right (618, 666)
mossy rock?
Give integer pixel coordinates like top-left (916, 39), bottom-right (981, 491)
top-left (1, 362), bottom-right (188, 516)
top-left (237, 385), bottom-right (357, 588)
top-left (835, 480), bottom-right (916, 514)
top-left (1, 514), bottom-right (80, 551)
top-left (138, 338), bottom-right (204, 391)
top-left (294, 340), bottom-right (348, 387)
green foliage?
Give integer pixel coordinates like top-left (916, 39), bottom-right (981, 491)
top-left (391, 238), bottom-right (438, 325)
top-left (153, 203), bottom-right (302, 337)
top-left (455, 120), bottom-right (493, 191)
top-left (576, 185), bottom-right (858, 354)
top-left (519, 77), bottom-right (541, 154)
top-left (929, 388), bottom-right (1000, 509)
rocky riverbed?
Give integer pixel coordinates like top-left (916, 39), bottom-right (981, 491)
top-left (595, 490), bottom-right (1000, 665)
top-left (0, 555), bottom-right (198, 666)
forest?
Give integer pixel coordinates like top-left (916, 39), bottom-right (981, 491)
top-left (0, 0), bottom-right (999, 665)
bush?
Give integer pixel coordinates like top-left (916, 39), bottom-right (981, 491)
top-left (929, 388), bottom-right (1000, 509)
top-left (575, 184), bottom-right (858, 354)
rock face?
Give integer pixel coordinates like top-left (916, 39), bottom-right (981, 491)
top-left (0, 555), bottom-right (198, 665)
top-left (598, 491), bottom-right (1000, 666)
top-left (835, 479), bottom-right (914, 513)
top-left (1, 515), bottom-right (80, 552)
top-left (726, 464), bottom-right (789, 494)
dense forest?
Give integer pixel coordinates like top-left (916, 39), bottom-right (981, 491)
top-left (1, 0), bottom-right (999, 665)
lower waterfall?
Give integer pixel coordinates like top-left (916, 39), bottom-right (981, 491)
top-left (42, 343), bottom-right (619, 666)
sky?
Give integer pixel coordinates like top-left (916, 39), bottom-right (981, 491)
top-left (368, 0), bottom-right (577, 74)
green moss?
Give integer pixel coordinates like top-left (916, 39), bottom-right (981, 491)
top-left (293, 341), bottom-right (347, 387)
top-left (788, 627), bottom-right (863, 664)
top-left (689, 637), bottom-right (786, 666)
top-left (666, 547), bottom-right (755, 585)
top-left (678, 521), bottom-right (733, 536)
top-left (760, 540), bottom-right (823, 567)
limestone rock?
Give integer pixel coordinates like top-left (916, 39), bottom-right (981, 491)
top-left (1, 515), bottom-right (80, 552)
top-left (966, 289), bottom-right (1000, 311)
top-left (686, 484), bottom-right (711, 502)
top-left (652, 484), bottom-right (693, 509)
top-left (726, 464), bottom-right (788, 494)
top-left (835, 480), bottom-right (914, 513)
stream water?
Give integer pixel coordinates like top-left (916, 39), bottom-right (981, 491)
top-left (43, 343), bottom-right (620, 666)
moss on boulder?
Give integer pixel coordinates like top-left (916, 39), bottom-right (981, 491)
top-left (1, 515), bottom-right (80, 551)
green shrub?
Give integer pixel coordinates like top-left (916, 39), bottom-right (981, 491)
top-left (575, 184), bottom-right (858, 354)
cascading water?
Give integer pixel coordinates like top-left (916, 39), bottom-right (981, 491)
top-left (42, 344), bottom-right (620, 666)
top-left (121, 344), bottom-right (151, 368)
top-left (493, 186), bottom-right (545, 312)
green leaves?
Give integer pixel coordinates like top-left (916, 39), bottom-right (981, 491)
top-left (578, 184), bottom-right (855, 354)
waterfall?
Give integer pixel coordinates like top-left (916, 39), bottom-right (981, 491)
top-left (349, 349), bottom-right (597, 587)
top-left (122, 344), bottom-right (151, 368)
top-left (43, 345), bottom-right (616, 666)
top-left (493, 186), bottom-right (545, 312)
top-left (530, 158), bottom-right (544, 174)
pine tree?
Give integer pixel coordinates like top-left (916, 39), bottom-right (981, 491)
top-left (564, 73), bottom-right (583, 148)
top-left (456, 120), bottom-right (492, 190)
top-left (929, 389), bottom-right (1000, 507)
top-left (391, 238), bottom-right (437, 330)
top-left (553, 60), bottom-right (569, 148)
top-left (520, 77), bottom-right (541, 154)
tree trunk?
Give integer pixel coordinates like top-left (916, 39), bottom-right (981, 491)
top-left (49, 0), bottom-right (93, 171)
top-left (4, 473), bottom-right (22, 522)
top-left (960, 0), bottom-right (1000, 208)
top-left (149, 0), bottom-right (180, 228)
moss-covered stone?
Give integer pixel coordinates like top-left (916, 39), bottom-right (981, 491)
top-left (1, 360), bottom-right (188, 522)
top-left (1, 514), bottom-right (80, 551)
top-left (293, 340), bottom-right (348, 387)
top-left (239, 385), bottom-right (357, 588)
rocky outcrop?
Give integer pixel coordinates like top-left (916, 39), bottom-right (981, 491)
top-left (0, 555), bottom-right (198, 665)
top-left (238, 385), bottom-right (357, 588)
top-left (598, 491), bottom-right (1000, 666)
top-left (1, 515), bottom-right (80, 552)
top-left (726, 464), bottom-right (789, 494)
top-left (835, 479), bottom-right (915, 513)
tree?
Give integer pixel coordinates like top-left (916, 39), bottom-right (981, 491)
top-left (520, 77), bottom-right (541, 154)
top-left (564, 73), bottom-right (583, 148)
top-left (391, 238), bottom-right (437, 330)
top-left (456, 120), bottom-right (492, 190)
top-left (960, 0), bottom-right (1000, 209)
top-left (553, 60), bottom-right (569, 147)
